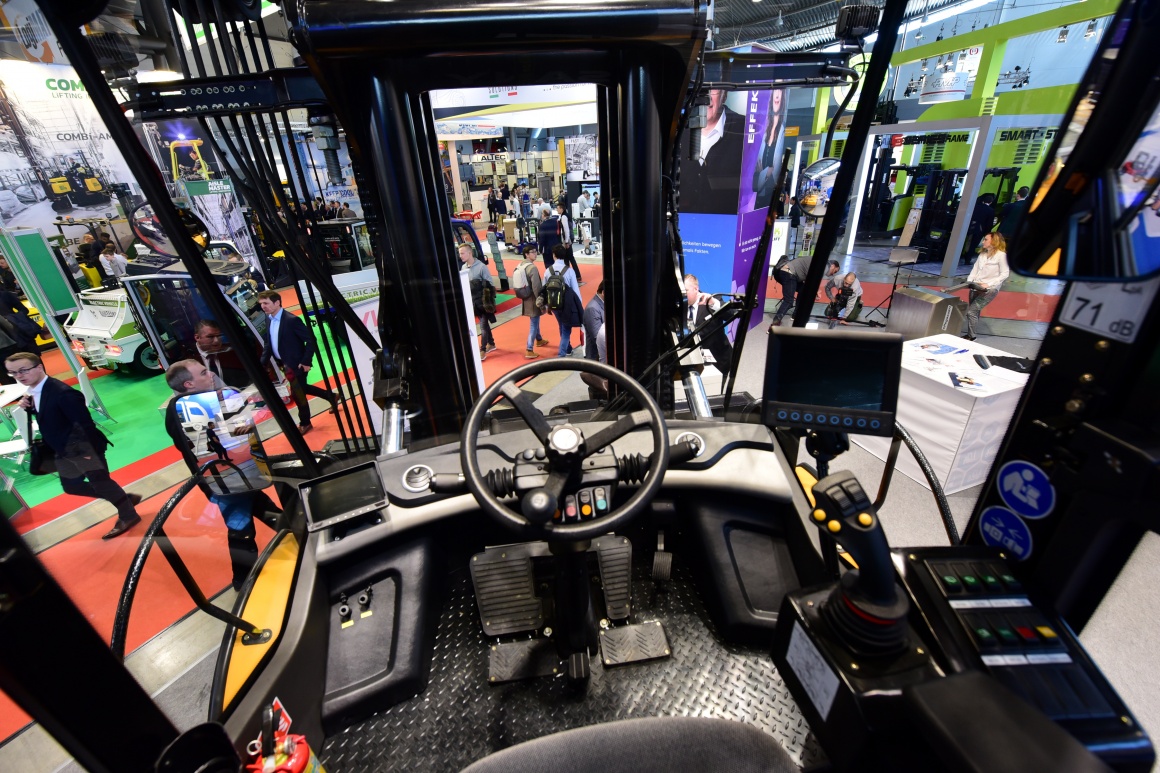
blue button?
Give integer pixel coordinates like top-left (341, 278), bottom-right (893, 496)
top-left (857, 418), bottom-right (867, 427)
top-left (815, 414), bottom-right (826, 423)
top-left (830, 416), bottom-right (840, 425)
top-left (803, 413), bottom-right (813, 422)
top-left (870, 420), bottom-right (880, 429)
top-left (777, 410), bottom-right (787, 419)
top-left (843, 417), bottom-right (853, 426)
top-left (790, 412), bottom-right (800, 421)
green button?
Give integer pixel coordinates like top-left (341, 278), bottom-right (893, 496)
top-left (975, 627), bottom-right (994, 639)
top-left (994, 626), bottom-right (1018, 644)
top-left (943, 575), bottom-right (959, 585)
top-left (961, 574), bottom-right (980, 588)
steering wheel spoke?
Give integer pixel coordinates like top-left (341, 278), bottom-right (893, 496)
top-left (583, 410), bottom-right (651, 457)
top-left (462, 359), bottom-right (669, 540)
top-left (500, 382), bottom-right (553, 444)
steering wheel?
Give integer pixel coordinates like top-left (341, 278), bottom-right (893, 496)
top-left (461, 358), bottom-right (669, 541)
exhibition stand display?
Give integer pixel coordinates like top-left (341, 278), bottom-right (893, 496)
top-left (854, 333), bottom-right (1028, 494)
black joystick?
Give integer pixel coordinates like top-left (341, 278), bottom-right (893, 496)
top-left (810, 471), bottom-right (909, 655)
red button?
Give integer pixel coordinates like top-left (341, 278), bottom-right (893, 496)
top-left (566, 506), bottom-right (576, 517)
top-left (1015, 626), bottom-right (1038, 643)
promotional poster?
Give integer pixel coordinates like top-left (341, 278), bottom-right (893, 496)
top-left (0, 61), bottom-right (141, 251)
top-left (680, 88), bottom-right (787, 333)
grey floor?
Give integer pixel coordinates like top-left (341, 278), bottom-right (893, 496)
top-left (4, 248), bottom-right (1156, 771)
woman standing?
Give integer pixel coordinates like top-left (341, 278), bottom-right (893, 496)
top-left (752, 88), bottom-right (786, 206)
top-left (963, 232), bottom-right (1009, 341)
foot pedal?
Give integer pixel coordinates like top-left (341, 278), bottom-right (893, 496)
top-left (599, 621), bottom-right (670, 666)
top-left (470, 544), bottom-right (545, 636)
top-left (652, 529), bottom-right (672, 584)
top-left (488, 639), bottom-right (560, 684)
top-left (592, 535), bottom-right (632, 621)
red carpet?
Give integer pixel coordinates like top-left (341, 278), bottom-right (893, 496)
top-left (0, 478), bottom-right (280, 741)
top-left (765, 277), bottom-right (1060, 323)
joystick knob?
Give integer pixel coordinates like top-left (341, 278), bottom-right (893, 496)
top-left (811, 471), bottom-right (909, 655)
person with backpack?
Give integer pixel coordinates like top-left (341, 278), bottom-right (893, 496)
top-left (543, 244), bottom-right (583, 357)
top-left (513, 245), bottom-right (551, 358)
top-left (555, 203), bottom-right (582, 281)
top-left (460, 243), bottom-right (497, 360)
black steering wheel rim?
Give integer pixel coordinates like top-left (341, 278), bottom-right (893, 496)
top-left (461, 358), bottom-right (669, 541)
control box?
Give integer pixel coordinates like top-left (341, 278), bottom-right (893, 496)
top-left (902, 546), bottom-right (1152, 765)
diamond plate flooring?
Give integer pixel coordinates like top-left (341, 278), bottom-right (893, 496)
top-left (320, 561), bottom-right (823, 771)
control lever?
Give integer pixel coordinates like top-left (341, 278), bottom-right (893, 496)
top-left (811, 471), bottom-right (909, 654)
top-left (429, 472), bottom-right (466, 493)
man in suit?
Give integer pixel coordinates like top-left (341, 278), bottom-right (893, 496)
top-left (164, 359), bottom-right (279, 589)
top-left (684, 274), bottom-right (733, 372)
top-left (680, 89), bottom-right (745, 215)
top-left (996, 186), bottom-right (1030, 242)
top-left (7, 351), bottom-right (141, 539)
top-left (257, 290), bottom-right (337, 433)
top-left (193, 319), bottom-right (253, 387)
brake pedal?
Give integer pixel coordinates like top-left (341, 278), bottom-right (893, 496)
top-left (470, 543), bottom-right (545, 636)
top-left (600, 621), bottom-right (671, 666)
top-left (592, 535), bottom-right (631, 621)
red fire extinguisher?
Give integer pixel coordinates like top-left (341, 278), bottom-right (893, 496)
top-left (245, 704), bottom-right (326, 773)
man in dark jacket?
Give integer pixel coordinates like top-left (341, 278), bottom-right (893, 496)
top-left (582, 281), bottom-right (605, 360)
top-left (680, 89), bottom-right (745, 215)
top-left (537, 212), bottom-right (563, 263)
top-left (963, 194), bottom-right (996, 262)
top-left (258, 290), bottom-right (337, 433)
top-left (164, 359), bottom-right (279, 590)
top-left (996, 186), bottom-right (1029, 242)
top-left (7, 351), bottom-right (141, 538)
top-left (684, 274), bottom-right (733, 371)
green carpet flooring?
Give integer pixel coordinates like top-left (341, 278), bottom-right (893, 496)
top-left (2, 317), bottom-right (359, 509)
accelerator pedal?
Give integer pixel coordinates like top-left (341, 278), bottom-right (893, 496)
top-left (652, 529), bottom-right (673, 585)
top-left (599, 621), bottom-right (671, 666)
top-left (488, 639), bottom-right (561, 684)
top-left (592, 535), bottom-right (632, 621)
top-left (470, 543), bottom-right (546, 636)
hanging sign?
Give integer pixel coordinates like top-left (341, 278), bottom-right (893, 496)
top-left (919, 72), bottom-right (968, 104)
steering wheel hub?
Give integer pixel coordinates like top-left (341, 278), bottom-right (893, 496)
top-left (547, 424), bottom-right (584, 458)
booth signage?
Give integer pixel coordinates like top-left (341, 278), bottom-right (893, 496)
top-left (918, 72), bottom-right (968, 104)
top-left (998, 128), bottom-right (1058, 142)
top-left (897, 133), bottom-right (971, 146)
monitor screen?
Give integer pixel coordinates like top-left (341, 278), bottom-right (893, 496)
top-left (175, 390), bottom-right (223, 423)
top-left (763, 328), bottom-right (902, 437)
top-left (300, 462), bottom-right (388, 532)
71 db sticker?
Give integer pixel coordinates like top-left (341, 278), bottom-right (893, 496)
top-left (1059, 276), bottom-right (1160, 343)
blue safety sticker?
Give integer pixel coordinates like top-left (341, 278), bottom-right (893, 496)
top-left (978, 506), bottom-right (1034, 561)
top-left (996, 460), bottom-right (1055, 520)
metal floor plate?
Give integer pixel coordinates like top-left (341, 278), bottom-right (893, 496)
top-left (320, 560), bottom-right (824, 772)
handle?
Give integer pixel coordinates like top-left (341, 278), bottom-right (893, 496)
top-left (810, 471), bottom-right (898, 606)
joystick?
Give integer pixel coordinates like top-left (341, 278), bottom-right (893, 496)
top-left (810, 471), bottom-right (909, 655)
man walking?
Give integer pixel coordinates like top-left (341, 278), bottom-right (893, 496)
top-left (7, 351), bottom-right (141, 539)
top-left (517, 246), bottom-right (550, 358)
top-left (556, 203), bottom-right (582, 281)
top-left (460, 242), bottom-right (497, 360)
top-left (546, 244), bottom-right (583, 357)
top-left (164, 359), bottom-right (279, 590)
top-left (257, 290), bottom-right (337, 434)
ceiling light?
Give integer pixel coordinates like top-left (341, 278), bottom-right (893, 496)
top-left (1085, 19), bottom-right (1097, 38)
top-left (1057, 26), bottom-right (1068, 43)
top-left (921, 58), bottom-right (928, 71)
top-left (777, 10), bottom-right (784, 26)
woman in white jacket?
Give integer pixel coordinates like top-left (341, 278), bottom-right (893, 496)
top-left (963, 232), bottom-right (1009, 341)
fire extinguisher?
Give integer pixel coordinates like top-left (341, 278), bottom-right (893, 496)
top-left (245, 704), bottom-right (326, 773)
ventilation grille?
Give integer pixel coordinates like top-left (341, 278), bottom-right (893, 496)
top-left (832, 139), bottom-right (846, 159)
top-left (981, 96), bottom-right (998, 115)
top-left (1013, 139), bottom-right (1045, 166)
top-left (920, 143), bottom-right (946, 165)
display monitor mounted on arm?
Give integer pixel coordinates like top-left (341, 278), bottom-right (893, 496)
top-left (761, 328), bottom-right (903, 437)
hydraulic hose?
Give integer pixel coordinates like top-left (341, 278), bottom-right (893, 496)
top-left (894, 420), bottom-right (961, 545)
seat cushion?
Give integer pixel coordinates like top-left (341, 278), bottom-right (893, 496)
top-left (461, 716), bottom-right (799, 773)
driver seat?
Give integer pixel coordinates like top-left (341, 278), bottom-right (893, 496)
top-left (461, 716), bottom-right (799, 772)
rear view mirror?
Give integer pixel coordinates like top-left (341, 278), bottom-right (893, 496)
top-left (1010, 0), bottom-right (1160, 281)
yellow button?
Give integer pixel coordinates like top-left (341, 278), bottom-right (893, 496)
top-left (812, 508), bottom-right (827, 522)
top-left (581, 504), bottom-right (592, 516)
top-left (827, 520), bottom-right (842, 533)
top-left (858, 513), bottom-right (873, 527)
top-left (1035, 626), bottom-right (1058, 639)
